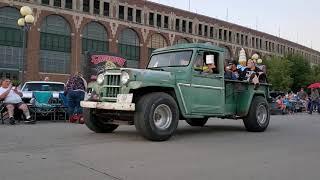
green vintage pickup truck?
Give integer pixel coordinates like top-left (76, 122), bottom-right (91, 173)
top-left (81, 43), bottom-right (270, 141)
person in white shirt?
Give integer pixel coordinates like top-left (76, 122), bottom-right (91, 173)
top-left (0, 78), bottom-right (33, 124)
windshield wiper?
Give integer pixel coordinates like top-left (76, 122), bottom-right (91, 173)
top-left (147, 67), bottom-right (165, 71)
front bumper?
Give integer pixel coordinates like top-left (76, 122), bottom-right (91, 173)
top-left (80, 101), bottom-right (135, 111)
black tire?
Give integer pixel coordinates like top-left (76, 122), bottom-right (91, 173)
top-left (134, 92), bottom-right (179, 141)
top-left (83, 108), bottom-right (119, 133)
top-left (243, 96), bottom-right (270, 132)
top-left (185, 118), bottom-right (208, 127)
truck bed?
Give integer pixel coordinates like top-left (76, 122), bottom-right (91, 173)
top-left (224, 80), bottom-right (270, 117)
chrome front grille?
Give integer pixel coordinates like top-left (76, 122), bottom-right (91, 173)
top-left (104, 87), bottom-right (120, 98)
top-left (104, 74), bottom-right (120, 86)
top-left (102, 73), bottom-right (121, 101)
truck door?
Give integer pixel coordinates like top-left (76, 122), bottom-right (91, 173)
top-left (190, 51), bottom-right (225, 114)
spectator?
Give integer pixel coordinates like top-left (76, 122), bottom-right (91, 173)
top-left (276, 96), bottom-right (286, 114)
top-left (44, 77), bottom-right (50, 82)
top-left (0, 78), bottom-right (34, 124)
top-left (308, 88), bottom-right (320, 114)
top-left (297, 88), bottom-right (307, 100)
top-left (65, 73), bottom-right (87, 123)
top-left (297, 88), bottom-right (308, 111)
top-left (283, 95), bottom-right (294, 114)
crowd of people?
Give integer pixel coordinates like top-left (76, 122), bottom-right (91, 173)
top-left (275, 88), bottom-right (320, 115)
top-left (222, 49), bottom-right (267, 89)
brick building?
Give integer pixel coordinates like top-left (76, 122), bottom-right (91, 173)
top-left (1, 0), bottom-right (319, 82)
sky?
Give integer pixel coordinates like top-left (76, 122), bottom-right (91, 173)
top-left (149, 0), bottom-right (320, 51)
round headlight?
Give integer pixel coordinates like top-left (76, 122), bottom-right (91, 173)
top-left (121, 71), bottom-right (130, 85)
top-left (97, 74), bottom-right (104, 84)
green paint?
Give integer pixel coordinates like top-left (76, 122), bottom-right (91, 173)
top-left (89, 43), bottom-right (270, 118)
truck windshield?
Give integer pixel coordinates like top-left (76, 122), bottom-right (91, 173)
top-left (148, 51), bottom-right (193, 68)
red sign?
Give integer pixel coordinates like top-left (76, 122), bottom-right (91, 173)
top-left (84, 53), bottom-right (127, 82)
top-left (91, 55), bottom-right (126, 67)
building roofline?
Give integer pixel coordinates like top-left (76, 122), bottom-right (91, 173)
top-left (146, 0), bottom-right (319, 55)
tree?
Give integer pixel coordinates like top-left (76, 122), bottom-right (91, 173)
top-left (264, 56), bottom-right (293, 91)
top-left (263, 54), bottom-right (317, 92)
top-left (311, 64), bottom-right (320, 82)
top-left (286, 54), bottom-right (312, 91)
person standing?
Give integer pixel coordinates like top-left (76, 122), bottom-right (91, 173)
top-left (308, 88), bottom-right (320, 114)
top-left (297, 88), bottom-right (308, 111)
top-left (297, 88), bottom-right (307, 100)
top-left (64, 73), bottom-right (87, 123)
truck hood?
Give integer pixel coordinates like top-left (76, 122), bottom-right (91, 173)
top-left (122, 68), bottom-right (175, 85)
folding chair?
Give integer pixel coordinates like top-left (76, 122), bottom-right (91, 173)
top-left (56, 93), bottom-right (69, 121)
top-left (0, 100), bottom-right (6, 124)
top-left (30, 91), bottom-right (56, 121)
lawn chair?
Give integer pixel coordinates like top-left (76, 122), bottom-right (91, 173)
top-left (30, 91), bottom-right (56, 121)
top-left (56, 93), bottom-right (69, 121)
top-left (0, 100), bottom-right (6, 124)
top-left (1, 98), bottom-right (25, 124)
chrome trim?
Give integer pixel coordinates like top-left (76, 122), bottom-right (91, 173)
top-left (104, 72), bottom-right (121, 76)
top-left (191, 84), bottom-right (224, 90)
top-left (80, 101), bottom-right (135, 111)
top-left (177, 83), bottom-right (191, 114)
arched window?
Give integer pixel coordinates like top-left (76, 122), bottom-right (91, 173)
top-left (40, 15), bottom-right (71, 74)
top-left (82, 22), bottom-right (108, 53)
top-left (147, 33), bottom-right (167, 57)
top-left (0, 7), bottom-right (22, 80)
top-left (118, 28), bottom-right (140, 68)
top-left (81, 22), bottom-right (108, 71)
top-left (223, 46), bottom-right (232, 62)
top-left (175, 38), bottom-right (189, 45)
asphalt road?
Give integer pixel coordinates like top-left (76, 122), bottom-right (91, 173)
top-left (0, 114), bottom-right (320, 180)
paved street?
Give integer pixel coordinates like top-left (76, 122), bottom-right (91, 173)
top-left (0, 114), bottom-right (319, 180)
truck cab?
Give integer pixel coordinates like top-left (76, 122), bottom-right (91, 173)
top-left (81, 43), bottom-right (270, 141)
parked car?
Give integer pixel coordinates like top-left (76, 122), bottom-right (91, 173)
top-left (21, 81), bottom-right (65, 103)
top-left (269, 91), bottom-right (285, 99)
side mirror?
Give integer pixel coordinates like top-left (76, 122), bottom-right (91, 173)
top-left (205, 55), bottom-right (215, 65)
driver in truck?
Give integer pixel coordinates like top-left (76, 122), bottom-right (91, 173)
top-left (203, 54), bottom-right (218, 74)
top-left (194, 54), bottom-right (218, 74)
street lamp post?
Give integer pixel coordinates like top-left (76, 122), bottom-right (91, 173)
top-left (17, 6), bottom-right (34, 84)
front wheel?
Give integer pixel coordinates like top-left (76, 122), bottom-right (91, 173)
top-left (243, 96), bottom-right (270, 132)
top-left (83, 109), bottom-right (119, 133)
top-left (134, 92), bottom-right (179, 141)
top-left (185, 118), bottom-right (208, 127)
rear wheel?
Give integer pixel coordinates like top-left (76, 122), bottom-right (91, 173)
top-left (243, 96), bottom-right (270, 132)
top-left (185, 118), bottom-right (208, 127)
top-left (134, 92), bottom-right (179, 141)
top-left (83, 109), bottom-right (119, 133)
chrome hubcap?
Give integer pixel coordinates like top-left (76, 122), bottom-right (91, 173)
top-left (153, 104), bottom-right (172, 130)
top-left (256, 104), bottom-right (267, 126)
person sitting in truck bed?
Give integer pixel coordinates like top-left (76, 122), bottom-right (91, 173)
top-left (239, 59), bottom-right (265, 85)
top-left (224, 62), bottom-right (237, 80)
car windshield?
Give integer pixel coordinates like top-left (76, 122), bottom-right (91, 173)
top-left (148, 51), bottom-right (193, 68)
top-left (22, 83), bottom-right (65, 92)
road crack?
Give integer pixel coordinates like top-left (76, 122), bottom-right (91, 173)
top-left (73, 161), bottom-right (123, 180)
